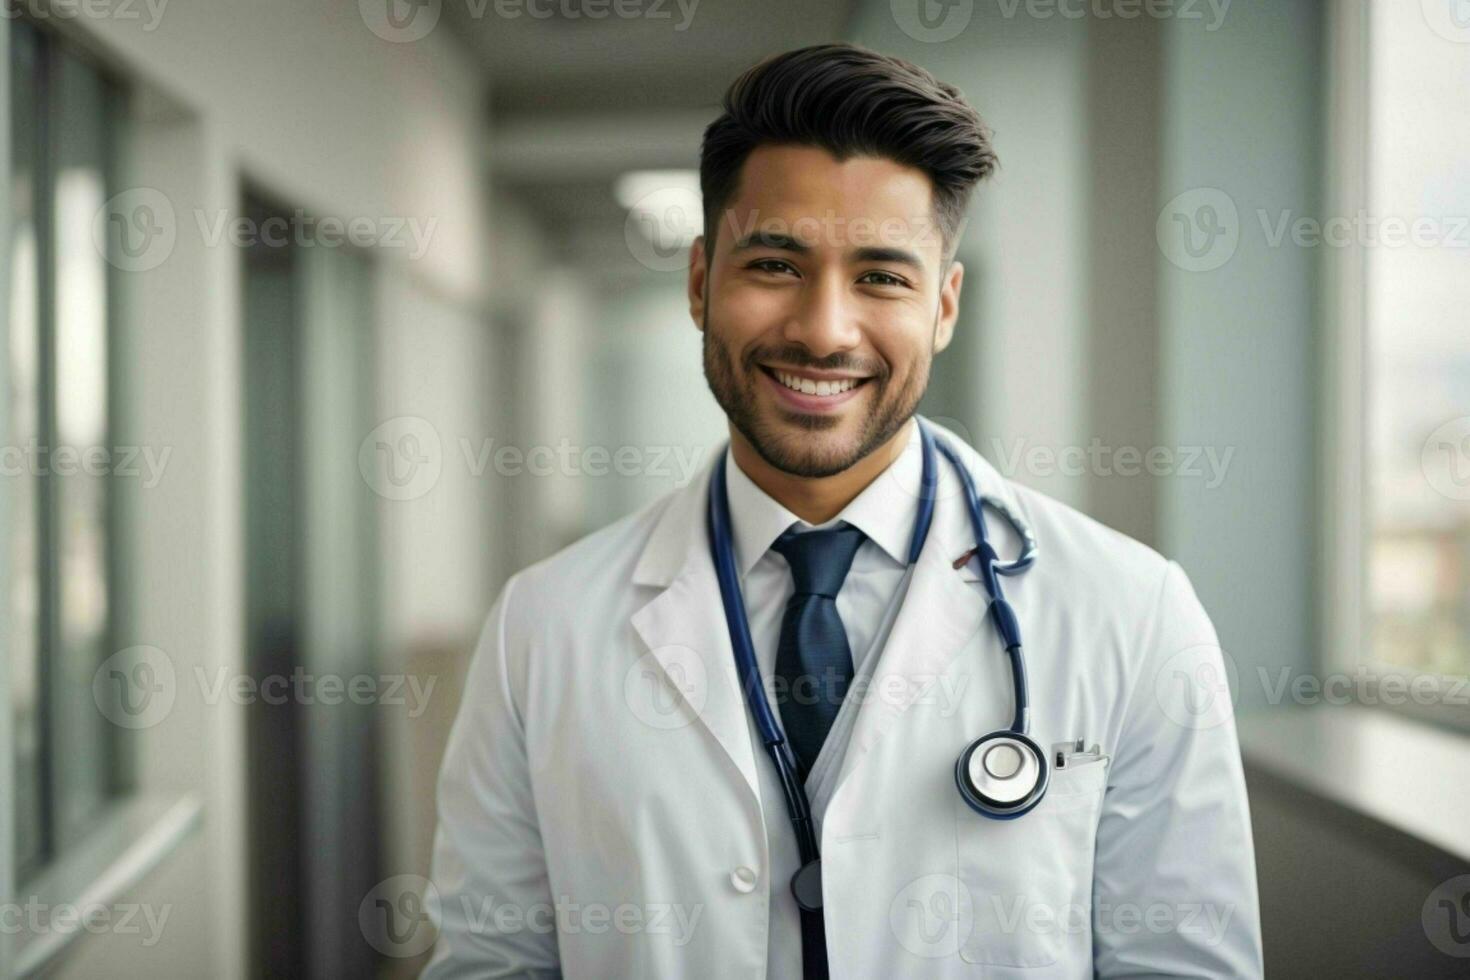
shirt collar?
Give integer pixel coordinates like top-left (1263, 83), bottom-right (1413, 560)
top-left (723, 417), bottom-right (922, 577)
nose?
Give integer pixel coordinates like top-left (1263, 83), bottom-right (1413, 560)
top-left (780, 271), bottom-right (863, 359)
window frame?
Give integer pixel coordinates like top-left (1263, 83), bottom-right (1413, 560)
top-left (6, 9), bottom-right (133, 887)
top-left (1322, 0), bottom-right (1470, 735)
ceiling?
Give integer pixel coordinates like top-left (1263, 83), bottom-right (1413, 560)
top-left (441, 0), bottom-right (856, 270)
top-left (446, 0), bottom-right (856, 115)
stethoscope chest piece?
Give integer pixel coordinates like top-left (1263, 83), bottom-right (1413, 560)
top-left (955, 731), bottom-right (1049, 819)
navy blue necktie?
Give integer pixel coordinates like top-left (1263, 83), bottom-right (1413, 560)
top-left (771, 524), bottom-right (866, 781)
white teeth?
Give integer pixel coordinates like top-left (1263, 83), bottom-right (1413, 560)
top-left (775, 371), bottom-right (860, 396)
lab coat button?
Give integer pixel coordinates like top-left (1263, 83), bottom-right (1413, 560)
top-left (730, 866), bottom-right (759, 893)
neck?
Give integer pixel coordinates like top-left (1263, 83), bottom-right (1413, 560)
top-left (729, 418), bottom-right (915, 525)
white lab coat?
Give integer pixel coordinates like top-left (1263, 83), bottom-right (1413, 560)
top-left (423, 418), bottom-right (1263, 979)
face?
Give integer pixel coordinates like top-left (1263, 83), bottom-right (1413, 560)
top-left (689, 144), bottom-right (964, 478)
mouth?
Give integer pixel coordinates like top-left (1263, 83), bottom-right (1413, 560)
top-left (756, 363), bottom-right (874, 413)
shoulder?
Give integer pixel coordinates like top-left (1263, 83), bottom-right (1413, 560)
top-left (501, 488), bottom-right (680, 628)
top-left (1008, 480), bottom-right (1168, 589)
top-left (995, 474), bottom-right (1211, 647)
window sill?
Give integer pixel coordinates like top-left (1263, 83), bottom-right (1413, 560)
top-left (14, 792), bottom-right (203, 978)
top-left (1238, 703), bottom-right (1470, 867)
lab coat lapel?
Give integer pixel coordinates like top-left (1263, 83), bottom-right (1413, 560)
top-left (833, 518), bottom-right (982, 792)
top-left (629, 457), bottom-right (763, 806)
top-left (832, 429), bottom-right (1023, 797)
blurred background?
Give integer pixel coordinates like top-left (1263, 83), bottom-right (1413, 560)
top-left (0, 0), bottom-right (1467, 976)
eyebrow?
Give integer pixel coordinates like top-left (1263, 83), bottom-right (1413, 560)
top-left (730, 231), bottom-right (925, 270)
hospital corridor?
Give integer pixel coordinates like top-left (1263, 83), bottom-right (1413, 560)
top-left (0, 0), bottom-right (1467, 977)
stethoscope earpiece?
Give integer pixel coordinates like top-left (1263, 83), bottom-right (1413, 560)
top-left (955, 731), bottom-right (1049, 819)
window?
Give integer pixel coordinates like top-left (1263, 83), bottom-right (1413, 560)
top-left (7, 19), bottom-right (128, 883)
top-left (1362, 5), bottom-right (1470, 684)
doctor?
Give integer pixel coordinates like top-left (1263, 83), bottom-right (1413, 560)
top-left (425, 43), bottom-right (1262, 979)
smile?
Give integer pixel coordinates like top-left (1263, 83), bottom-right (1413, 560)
top-left (756, 364), bottom-right (873, 413)
top-left (759, 365), bottom-right (871, 394)
top-left (771, 370), bottom-right (862, 396)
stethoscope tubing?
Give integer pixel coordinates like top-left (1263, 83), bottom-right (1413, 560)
top-left (705, 417), bottom-right (1038, 905)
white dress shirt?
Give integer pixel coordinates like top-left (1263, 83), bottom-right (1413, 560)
top-left (723, 417), bottom-right (924, 978)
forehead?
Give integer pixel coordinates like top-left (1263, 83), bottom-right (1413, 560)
top-left (716, 144), bottom-right (939, 256)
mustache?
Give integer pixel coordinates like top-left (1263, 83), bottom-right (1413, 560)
top-left (745, 345), bottom-right (888, 378)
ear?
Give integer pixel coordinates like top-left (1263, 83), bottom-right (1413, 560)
top-left (933, 258), bottom-right (964, 353)
top-left (688, 235), bottom-right (708, 330)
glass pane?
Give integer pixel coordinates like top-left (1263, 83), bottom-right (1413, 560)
top-left (50, 48), bottom-right (115, 844)
top-left (1365, 5), bottom-right (1470, 678)
top-left (9, 18), bottom-right (46, 879)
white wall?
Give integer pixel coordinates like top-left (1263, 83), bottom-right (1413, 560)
top-left (1157, 0), bottom-right (1321, 711)
top-left (37, 2), bottom-right (494, 976)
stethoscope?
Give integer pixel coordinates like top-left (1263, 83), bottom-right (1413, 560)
top-left (706, 417), bottom-right (1045, 914)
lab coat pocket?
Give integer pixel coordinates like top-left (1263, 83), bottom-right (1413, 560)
top-left (953, 758), bottom-right (1106, 969)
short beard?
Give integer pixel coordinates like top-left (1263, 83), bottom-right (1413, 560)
top-left (701, 310), bottom-right (930, 479)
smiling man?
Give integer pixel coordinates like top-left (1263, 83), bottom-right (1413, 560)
top-left (425, 43), bottom-right (1262, 979)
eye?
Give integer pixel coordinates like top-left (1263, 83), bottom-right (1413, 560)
top-left (749, 258), bottom-right (799, 276)
top-left (859, 270), bottom-right (910, 288)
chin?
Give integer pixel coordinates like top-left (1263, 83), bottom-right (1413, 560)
top-left (753, 417), bottom-right (868, 478)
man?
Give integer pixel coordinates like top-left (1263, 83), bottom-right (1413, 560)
top-left (424, 43), bottom-right (1262, 979)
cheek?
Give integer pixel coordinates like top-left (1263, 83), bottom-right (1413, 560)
top-left (713, 276), bottom-right (794, 332)
top-left (873, 327), bottom-right (932, 380)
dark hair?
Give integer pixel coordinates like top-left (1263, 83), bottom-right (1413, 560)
top-left (699, 43), bottom-right (997, 264)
